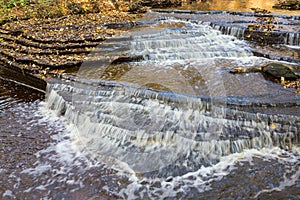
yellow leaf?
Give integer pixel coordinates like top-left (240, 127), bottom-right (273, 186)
top-left (270, 123), bottom-right (276, 129)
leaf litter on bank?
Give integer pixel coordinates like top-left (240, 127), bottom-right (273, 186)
top-left (0, 1), bottom-right (140, 81)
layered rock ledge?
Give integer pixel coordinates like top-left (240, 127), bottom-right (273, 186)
top-left (1, 1), bottom-right (299, 92)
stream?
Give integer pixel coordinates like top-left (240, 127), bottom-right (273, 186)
top-left (1, 4), bottom-right (300, 200)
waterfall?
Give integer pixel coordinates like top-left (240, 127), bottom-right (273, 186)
top-left (286, 32), bottom-right (300, 46)
top-left (45, 78), bottom-right (300, 177)
top-left (129, 21), bottom-right (252, 61)
top-left (211, 24), bottom-right (246, 39)
top-left (210, 23), bottom-right (299, 46)
top-left (45, 17), bottom-right (300, 177)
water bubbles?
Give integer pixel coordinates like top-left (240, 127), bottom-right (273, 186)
top-left (38, 12), bottom-right (300, 199)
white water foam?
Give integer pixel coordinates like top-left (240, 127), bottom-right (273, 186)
top-left (129, 19), bottom-right (252, 62)
top-left (17, 17), bottom-right (300, 199)
top-left (115, 147), bottom-right (300, 199)
top-left (18, 102), bottom-right (91, 194)
top-left (10, 97), bottom-right (298, 199)
top-left (35, 80), bottom-right (299, 199)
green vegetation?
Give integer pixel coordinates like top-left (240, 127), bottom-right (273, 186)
top-left (0, 0), bottom-right (121, 24)
top-left (0, 0), bottom-right (29, 9)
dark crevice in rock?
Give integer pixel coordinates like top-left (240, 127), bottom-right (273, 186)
top-left (0, 62), bottom-right (47, 91)
top-left (252, 51), bottom-right (300, 64)
top-left (0, 34), bottom-right (101, 49)
top-left (0, 42), bottom-right (92, 55)
top-left (0, 33), bottom-right (103, 47)
top-left (110, 55), bottom-right (145, 65)
top-left (0, 52), bottom-right (82, 70)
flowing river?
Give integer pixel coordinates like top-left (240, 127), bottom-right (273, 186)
top-left (1, 4), bottom-right (300, 200)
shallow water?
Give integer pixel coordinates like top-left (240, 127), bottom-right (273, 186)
top-left (0, 79), bottom-right (124, 199)
top-left (39, 11), bottom-right (300, 199)
top-left (1, 6), bottom-right (300, 200)
top-left (0, 95), bottom-right (299, 199)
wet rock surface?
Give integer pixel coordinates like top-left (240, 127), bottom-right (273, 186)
top-left (261, 63), bottom-right (299, 80)
top-left (230, 63), bottom-right (299, 82)
top-left (1, 82), bottom-right (298, 199)
top-left (1, 8), bottom-right (299, 86)
top-left (154, 9), bottom-right (300, 46)
top-left (0, 9), bottom-right (299, 118)
top-left (0, 100), bottom-right (124, 200)
top-left (196, 157), bottom-right (300, 199)
top-left (0, 3), bottom-right (300, 199)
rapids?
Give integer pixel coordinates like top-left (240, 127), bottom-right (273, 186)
top-left (45, 13), bottom-right (300, 178)
top-left (1, 9), bottom-right (300, 200)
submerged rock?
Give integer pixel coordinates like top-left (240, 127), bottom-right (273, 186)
top-left (230, 63), bottom-right (299, 81)
top-left (261, 63), bottom-right (299, 81)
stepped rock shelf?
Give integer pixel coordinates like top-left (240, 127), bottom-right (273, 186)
top-left (0, 11), bottom-right (137, 90)
top-left (0, 10), bottom-right (300, 103)
top-left (34, 9), bottom-right (299, 177)
top-left (1, 10), bottom-right (300, 111)
top-left (47, 75), bottom-right (300, 177)
top-left (1, 10), bottom-right (299, 86)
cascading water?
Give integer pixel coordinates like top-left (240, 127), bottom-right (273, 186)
top-left (45, 17), bottom-right (300, 180)
top-left (1, 9), bottom-right (298, 200)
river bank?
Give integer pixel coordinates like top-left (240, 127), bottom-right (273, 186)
top-left (0, 0), bottom-right (188, 87)
top-left (0, 1), bottom-right (139, 90)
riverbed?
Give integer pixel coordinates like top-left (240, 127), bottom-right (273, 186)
top-left (0, 81), bottom-right (299, 198)
top-left (1, 1), bottom-right (300, 199)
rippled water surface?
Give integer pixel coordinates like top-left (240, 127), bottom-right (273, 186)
top-left (1, 6), bottom-right (300, 200)
top-left (0, 92), bottom-right (299, 199)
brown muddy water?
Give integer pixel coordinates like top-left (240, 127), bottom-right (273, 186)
top-left (1, 2), bottom-right (300, 199)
